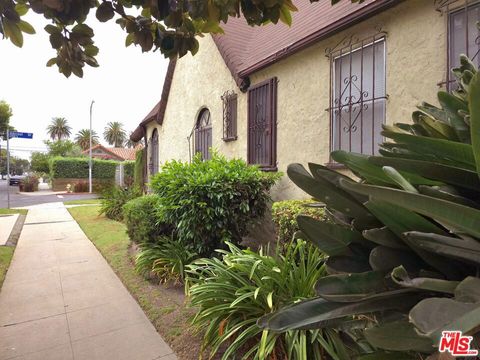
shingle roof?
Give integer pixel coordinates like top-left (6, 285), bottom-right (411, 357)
top-left (213, 0), bottom-right (400, 84)
top-left (82, 144), bottom-right (140, 161)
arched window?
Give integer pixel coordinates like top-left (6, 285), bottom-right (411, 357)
top-left (150, 129), bottom-right (159, 174)
top-left (194, 108), bottom-right (212, 160)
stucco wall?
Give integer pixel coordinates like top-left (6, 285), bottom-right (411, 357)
top-left (145, 0), bottom-right (447, 200)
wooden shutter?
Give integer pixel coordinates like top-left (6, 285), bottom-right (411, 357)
top-left (247, 78), bottom-right (277, 170)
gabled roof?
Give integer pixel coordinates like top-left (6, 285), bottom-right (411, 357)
top-left (131, 0), bottom-right (401, 137)
top-left (213, 0), bottom-right (400, 86)
top-left (82, 144), bottom-right (140, 161)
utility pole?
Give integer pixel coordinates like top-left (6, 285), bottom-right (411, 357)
top-left (89, 100), bottom-right (95, 194)
top-left (6, 129), bottom-right (10, 209)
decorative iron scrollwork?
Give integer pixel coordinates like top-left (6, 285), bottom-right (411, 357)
top-left (221, 90), bottom-right (238, 141)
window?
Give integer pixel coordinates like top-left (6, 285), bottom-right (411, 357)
top-left (248, 78), bottom-right (277, 170)
top-left (329, 37), bottom-right (386, 156)
top-left (150, 129), bottom-right (159, 174)
top-left (222, 91), bottom-right (237, 141)
top-left (447, 2), bottom-right (480, 90)
top-left (194, 108), bottom-right (212, 160)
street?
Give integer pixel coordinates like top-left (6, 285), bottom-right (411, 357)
top-left (0, 180), bottom-right (98, 208)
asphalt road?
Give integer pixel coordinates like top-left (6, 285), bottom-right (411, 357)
top-left (0, 180), bottom-right (98, 208)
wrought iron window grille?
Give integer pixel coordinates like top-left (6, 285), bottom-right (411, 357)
top-left (221, 90), bottom-right (238, 141)
top-left (436, 0), bottom-right (480, 91)
top-left (325, 29), bottom-right (388, 159)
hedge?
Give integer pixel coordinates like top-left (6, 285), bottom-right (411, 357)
top-left (49, 157), bottom-right (117, 180)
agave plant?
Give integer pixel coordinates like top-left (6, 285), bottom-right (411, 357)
top-left (258, 55), bottom-right (480, 359)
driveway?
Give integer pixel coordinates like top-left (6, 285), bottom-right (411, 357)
top-left (0, 180), bottom-right (98, 208)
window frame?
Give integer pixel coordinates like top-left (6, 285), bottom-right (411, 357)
top-left (194, 108), bottom-right (212, 160)
top-left (247, 77), bottom-right (278, 172)
top-left (222, 91), bottom-right (238, 142)
top-left (327, 35), bottom-right (387, 164)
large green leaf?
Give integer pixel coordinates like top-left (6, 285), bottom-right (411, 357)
top-left (357, 351), bottom-right (416, 360)
top-left (362, 227), bottom-right (407, 250)
top-left (287, 163), bottom-right (371, 220)
top-left (340, 180), bottom-right (480, 238)
top-left (257, 292), bottom-right (424, 332)
top-left (454, 277), bottom-right (480, 303)
top-left (438, 91), bottom-right (470, 143)
top-left (409, 298), bottom-right (480, 342)
top-left (405, 232), bottom-right (480, 265)
top-left (468, 71), bottom-right (480, 177)
top-left (368, 157), bottom-right (480, 191)
top-left (418, 185), bottom-right (480, 209)
top-left (369, 246), bottom-right (423, 273)
top-left (331, 151), bottom-right (440, 186)
top-left (325, 255), bottom-right (371, 274)
top-left (391, 266), bottom-right (458, 294)
top-left (314, 271), bottom-right (390, 302)
top-left (381, 131), bottom-right (475, 170)
top-left (364, 319), bottom-right (435, 353)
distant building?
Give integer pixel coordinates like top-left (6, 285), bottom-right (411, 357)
top-left (82, 144), bottom-right (141, 161)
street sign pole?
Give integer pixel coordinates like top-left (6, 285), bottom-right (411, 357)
top-left (6, 129), bottom-right (10, 209)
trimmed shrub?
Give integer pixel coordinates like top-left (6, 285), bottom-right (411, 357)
top-left (134, 149), bottom-right (145, 188)
top-left (123, 161), bottom-right (135, 187)
top-left (20, 175), bottom-right (39, 192)
top-left (150, 153), bottom-right (280, 256)
top-left (99, 186), bottom-right (141, 221)
top-left (272, 200), bottom-right (325, 244)
top-left (49, 157), bottom-right (117, 179)
top-left (123, 195), bottom-right (171, 244)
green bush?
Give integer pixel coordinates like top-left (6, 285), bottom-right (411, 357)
top-left (134, 149), bottom-right (145, 188)
top-left (150, 153), bottom-right (280, 256)
top-left (187, 240), bottom-right (348, 359)
top-left (123, 195), bottom-right (171, 244)
top-left (20, 175), bottom-right (39, 192)
top-left (135, 238), bottom-right (198, 284)
top-left (272, 200), bottom-right (325, 244)
top-left (259, 56), bottom-right (480, 358)
top-left (50, 157), bottom-right (117, 179)
top-left (123, 161), bottom-right (135, 186)
top-left (99, 186), bottom-right (141, 221)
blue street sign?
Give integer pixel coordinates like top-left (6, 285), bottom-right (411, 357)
top-left (9, 131), bottom-right (33, 139)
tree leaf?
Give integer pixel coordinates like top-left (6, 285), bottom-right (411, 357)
top-left (96, 2), bottom-right (115, 22)
top-left (15, 3), bottom-right (29, 16)
top-left (17, 20), bottom-right (35, 34)
top-left (3, 18), bottom-right (23, 47)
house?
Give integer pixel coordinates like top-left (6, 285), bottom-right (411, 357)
top-left (130, 0), bottom-right (479, 200)
top-left (83, 144), bottom-right (139, 161)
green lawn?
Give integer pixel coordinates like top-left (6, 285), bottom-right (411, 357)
top-left (63, 199), bottom-right (101, 205)
top-left (68, 206), bottom-right (204, 359)
top-left (0, 208), bottom-right (27, 215)
top-left (0, 208), bottom-right (26, 288)
top-left (0, 247), bottom-right (14, 288)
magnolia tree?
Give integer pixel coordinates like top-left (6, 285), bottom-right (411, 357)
top-left (0, 0), bottom-right (362, 77)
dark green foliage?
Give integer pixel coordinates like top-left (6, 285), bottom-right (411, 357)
top-left (123, 160), bottom-right (134, 186)
top-left (123, 195), bottom-right (171, 244)
top-left (99, 185), bottom-right (141, 221)
top-left (272, 200), bottom-right (325, 245)
top-left (259, 55), bottom-right (480, 358)
top-left (30, 152), bottom-right (50, 174)
top-left (135, 237), bottom-right (198, 284)
top-left (150, 153), bottom-right (280, 256)
top-left (49, 157), bottom-right (117, 179)
top-left (187, 240), bottom-right (355, 359)
top-left (134, 149), bottom-right (145, 188)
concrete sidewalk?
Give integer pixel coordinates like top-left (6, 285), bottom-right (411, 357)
top-left (0, 202), bottom-right (176, 360)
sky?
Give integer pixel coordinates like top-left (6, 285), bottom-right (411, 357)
top-left (0, 11), bottom-right (169, 159)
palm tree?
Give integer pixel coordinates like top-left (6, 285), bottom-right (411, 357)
top-left (75, 129), bottom-right (99, 151)
top-left (103, 121), bottom-right (127, 147)
top-left (124, 131), bottom-right (143, 148)
top-left (47, 117), bottom-right (72, 141)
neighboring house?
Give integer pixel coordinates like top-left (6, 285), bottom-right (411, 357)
top-left (83, 144), bottom-right (139, 161)
top-left (130, 0), bottom-right (480, 200)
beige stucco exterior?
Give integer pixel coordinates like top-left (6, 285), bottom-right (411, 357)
top-left (145, 0), bottom-right (449, 200)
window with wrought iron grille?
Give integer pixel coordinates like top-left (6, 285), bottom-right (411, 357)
top-left (444, 0), bottom-right (480, 90)
top-left (328, 36), bottom-right (387, 157)
top-left (247, 78), bottom-right (277, 170)
top-left (194, 108), bottom-right (212, 160)
top-left (222, 91), bottom-right (237, 141)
